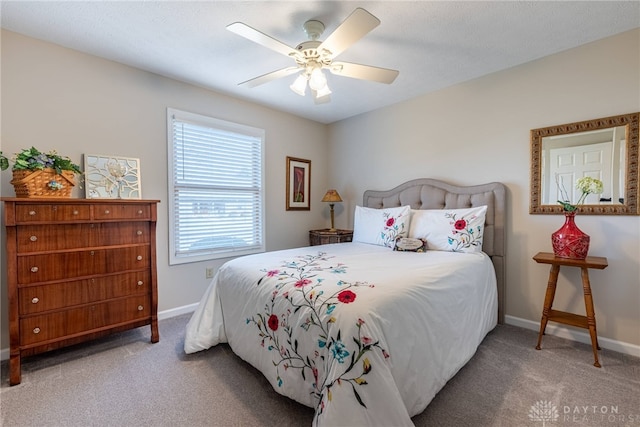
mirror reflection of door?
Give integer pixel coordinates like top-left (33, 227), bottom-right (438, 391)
top-left (541, 126), bottom-right (626, 205)
top-left (548, 142), bottom-right (611, 204)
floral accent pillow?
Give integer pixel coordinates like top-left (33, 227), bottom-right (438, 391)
top-left (408, 206), bottom-right (488, 253)
top-left (352, 205), bottom-right (411, 248)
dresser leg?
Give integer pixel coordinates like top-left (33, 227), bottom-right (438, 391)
top-left (150, 319), bottom-right (159, 343)
top-left (9, 353), bottom-right (21, 386)
top-left (581, 267), bottom-right (601, 367)
top-left (536, 264), bottom-right (560, 350)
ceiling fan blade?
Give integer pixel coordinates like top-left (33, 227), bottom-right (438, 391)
top-left (239, 67), bottom-right (301, 88)
top-left (317, 8), bottom-right (380, 59)
top-left (227, 22), bottom-right (301, 59)
top-left (329, 61), bottom-right (399, 84)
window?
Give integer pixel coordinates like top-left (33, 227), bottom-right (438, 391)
top-left (167, 108), bottom-right (265, 264)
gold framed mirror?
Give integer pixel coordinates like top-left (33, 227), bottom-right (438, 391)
top-left (530, 112), bottom-right (639, 215)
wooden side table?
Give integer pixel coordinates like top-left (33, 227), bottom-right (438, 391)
top-left (309, 229), bottom-right (353, 246)
top-left (533, 251), bottom-right (608, 367)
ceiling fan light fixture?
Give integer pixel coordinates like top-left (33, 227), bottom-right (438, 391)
top-left (315, 84), bottom-right (332, 99)
top-left (309, 68), bottom-right (327, 91)
top-left (290, 73), bottom-right (308, 96)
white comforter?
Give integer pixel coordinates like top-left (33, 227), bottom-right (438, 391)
top-left (184, 242), bottom-right (497, 426)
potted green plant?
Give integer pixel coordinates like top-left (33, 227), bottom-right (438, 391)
top-left (0, 151), bottom-right (9, 171)
top-left (8, 147), bottom-right (82, 198)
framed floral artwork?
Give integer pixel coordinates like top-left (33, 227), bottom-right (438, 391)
top-left (83, 154), bottom-right (142, 199)
top-left (286, 156), bottom-right (311, 211)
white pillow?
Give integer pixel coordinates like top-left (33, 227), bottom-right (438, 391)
top-left (409, 206), bottom-right (488, 253)
top-left (352, 205), bottom-right (411, 248)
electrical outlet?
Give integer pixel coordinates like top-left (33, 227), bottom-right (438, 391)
top-left (205, 267), bottom-right (214, 279)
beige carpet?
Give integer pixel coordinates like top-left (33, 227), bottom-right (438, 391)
top-left (1, 314), bottom-right (639, 426)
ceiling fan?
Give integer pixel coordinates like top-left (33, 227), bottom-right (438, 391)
top-left (227, 8), bottom-right (399, 103)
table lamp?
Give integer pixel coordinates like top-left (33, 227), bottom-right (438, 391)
top-left (321, 189), bottom-right (343, 231)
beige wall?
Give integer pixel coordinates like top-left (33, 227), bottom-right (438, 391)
top-left (1, 28), bottom-right (639, 355)
top-left (0, 30), bottom-right (329, 351)
top-left (327, 29), bottom-right (640, 349)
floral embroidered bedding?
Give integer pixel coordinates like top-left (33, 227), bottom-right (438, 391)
top-left (184, 242), bottom-right (497, 426)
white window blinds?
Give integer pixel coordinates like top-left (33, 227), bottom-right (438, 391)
top-left (167, 108), bottom-right (265, 264)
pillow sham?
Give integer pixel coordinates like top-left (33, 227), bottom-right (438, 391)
top-left (409, 205), bottom-right (488, 253)
top-left (393, 237), bottom-right (427, 252)
top-left (352, 205), bottom-right (411, 248)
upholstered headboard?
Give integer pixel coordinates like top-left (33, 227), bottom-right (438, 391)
top-left (363, 178), bottom-right (506, 324)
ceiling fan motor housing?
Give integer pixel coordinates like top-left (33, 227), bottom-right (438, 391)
top-left (294, 41), bottom-right (332, 68)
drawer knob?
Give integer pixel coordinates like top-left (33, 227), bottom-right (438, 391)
top-left (137, 305), bottom-right (144, 311)
top-left (137, 280), bottom-right (143, 286)
top-left (138, 210), bottom-right (143, 215)
top-left (30, 266), bottom-right (39, 273)
top-left (33, 327), bottom-right (41, 334)
top-left (31, 297), bottom-right (39, 304)
top-left (30, 235), bottom-right (37, 242)
top-left (136, 230), bottom-right (143, 236)
top-left (73, 210), bottom-right (79, 215)
top-left (137, 255), bottom-right (143, 261)
top-left (29, 210), bottom-right (36, 216)
top-left (90, 251), bottom-right (95, 256)
top-left (104, 209), bottom-right (110, 215)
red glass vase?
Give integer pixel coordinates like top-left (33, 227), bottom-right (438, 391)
top-left (551, 212), bottom-right (590, 259)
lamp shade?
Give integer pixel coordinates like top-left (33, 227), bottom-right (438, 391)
top-left (290, 74), bottom-right (307, 96)
top-left (315, 84), bottom-right (332, 99)
top-left (321, 189), bottom-right (343, 203)
top-left (309, 68), bottom-right (328, 91)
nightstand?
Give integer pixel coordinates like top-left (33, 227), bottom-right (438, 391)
top-left (533, 251), bottom-right (608, 367)
top-left (309, 229), bottom-right (353, 246)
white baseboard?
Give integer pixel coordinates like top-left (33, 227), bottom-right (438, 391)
top-left (0, 304), bottom-right (199, 362)
top-left (505, 315), bottom-right (640, 358)
top-left (3, 310), bottom-right (637, 362)
top-left (158, 303), bottom-right (198, 320)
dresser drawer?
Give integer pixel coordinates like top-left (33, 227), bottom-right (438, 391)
top-left (93, 204), bottom-right (151, 220)
top-left (17, 224), bottom-right (88, 252)
top-left (16, 222), bottom-right (151, 252)
top-left (19, 295), bottom-right (151, 346)
top-left (15, 204), bottom-right (91, 223)
top-left (19, 271), bottom-right (150, 314)
top-left (18, 245), bottom-right (151, 284)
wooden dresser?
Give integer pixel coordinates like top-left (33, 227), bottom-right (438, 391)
top-left (2, 198), bottom-right (160, 385)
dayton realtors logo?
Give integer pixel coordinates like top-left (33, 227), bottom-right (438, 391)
top-left (529, 401), bottom-right (560, 426)
top-left (529, 401), bottom-right (640, 425)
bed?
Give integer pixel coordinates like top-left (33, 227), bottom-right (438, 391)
top-left (184, 178), bottom-right (506, 426)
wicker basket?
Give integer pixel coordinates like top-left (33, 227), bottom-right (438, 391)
top-left (11, 168), bottom-right (76, 198)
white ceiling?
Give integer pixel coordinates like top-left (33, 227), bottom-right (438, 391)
top-left (2, 1), bottom-right (639, 124)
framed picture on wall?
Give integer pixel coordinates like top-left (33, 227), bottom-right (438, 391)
top-left (84, 154), bottom-right (142, 199)
top-left (286, 156), bottom-right (311, 211)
